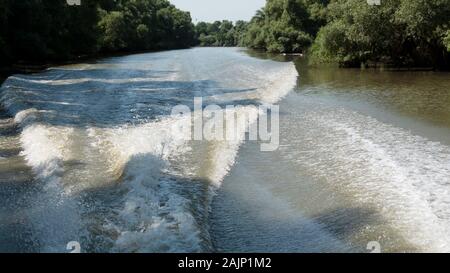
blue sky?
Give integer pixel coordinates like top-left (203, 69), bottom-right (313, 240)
top-left (169, 0), bottom-right (266, 23)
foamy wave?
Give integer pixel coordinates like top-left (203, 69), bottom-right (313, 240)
top-left (87, 116), bottom-right (204, 252)
top-left (285, 106), bottom-right (450, 252)
top-left (111, 154), bottom-right (203, 252)
top-left (18, 124), bottom-right (84, 252)
top-left (201, 106), bottom-right (260, 186)
top-left (258, 63), bottom-right (298, 104)
top-left (20, 124), bottom-right (73, 184)
top-left (0, 48), bottom-right (299, 252)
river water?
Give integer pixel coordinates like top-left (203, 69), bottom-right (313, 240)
top-left (1, 48), bottom-right (450, 253)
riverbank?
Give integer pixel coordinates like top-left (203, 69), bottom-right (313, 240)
top-left (3, 46), bottom-right (447, 88)
top-left (244, 49), bottom-right (446, 72)
top-left (0, 47), bottom-right (196, 86)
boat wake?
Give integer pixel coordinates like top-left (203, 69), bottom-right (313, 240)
top-left (0, 48), bottom-right (298, 252)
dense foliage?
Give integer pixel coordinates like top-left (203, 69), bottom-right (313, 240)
top-left (1, 0), bottom-right (449, 70)
top-left (194, 20), bottom-right (248, 47)
top-left (0, 0), bottom-right (99, 64)
top-left (309, 0), bottom-right (450, 68)
top-left (242, 0), bottom-right (450, 68)
top-left (446, 30), bottom-right (450, 52)
top-left (98, 0), bottom-right (196, 52)
top-left (243, 0), bottom-right (329, 53)
top-left (0, 0), bottom-right (196, 66)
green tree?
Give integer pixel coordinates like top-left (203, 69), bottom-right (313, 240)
top-left (98, 10), bottom-right (128, 51)
top-left (394, 0), bottom-right (450, 68)
top-left (0, 0), bottom-right (197, 68)
top-left (194, 20), bottom-right (248, 47)
top-left (310, 0), bottom-right (450, 68)
top-left (445, 30), bottom-right (450, 52)
top-left (234, 20), bottom-right (249, 46)
top-left (243, 0), bottom-right (324, 53)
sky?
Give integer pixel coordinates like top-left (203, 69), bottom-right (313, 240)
top-left (169, 0), bottom-right (266, 23)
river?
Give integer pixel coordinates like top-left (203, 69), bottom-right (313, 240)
top-left (1, 48), bottom-right (450, 253)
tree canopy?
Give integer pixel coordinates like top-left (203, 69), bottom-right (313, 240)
top-left (242, 0), bottom-right (329, 53)
top-left (0, 0), bottom-right (196, 66)
top-left (309, 0), bottom-right (450, 68)
top-left (241, 0), bottom-right (450, 69)
top-left (194, 20), bottom-right (248, 47)
top-left (1, 0), bottom-right (449, 70)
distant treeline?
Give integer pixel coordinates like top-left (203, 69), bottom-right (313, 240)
top-left (0, 0), bottom-right (196, 66)
top-left (241, 0), bottom-right (450, 69)
top-left (193, 0), bottom-right (450, 69)
top-left (194, 20), bottom-right (248, 47)
top-left (1, 0), bottom-right (449, 70)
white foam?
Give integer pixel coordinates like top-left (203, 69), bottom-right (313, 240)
top-left (19, 124), bottom-right (73, 182)
top-left (18, 124), bottom-right (85, 252)
top-left (258, 64), bottom-right (298, 104)
top-left (100, 107), bottom-right (260, 251)
top-left (284, 105), bottom-right (450, 252)
top-left (201, 106), bottom-right (261, 186)
top-left (90, 58), bottom-right (298, 251)
top-left (87, 115), bottom-right (203, 252)
top-left (111, 155), bottom-right (203, 252)
top-left (0, 48), bottom-right (299, 252)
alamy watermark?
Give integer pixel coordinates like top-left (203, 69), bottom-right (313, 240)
top-left (66, 0), bottom-right (81, 6)
top-left (367, 0), bottom-right (381, 5)
top-left (67, 241), bottom-right (81, 253)
top-left (66, 240), bottom-right (381, 253)
top-left (367, 241), bottom-right (382, 253)
top-left (170, 98), bottom-right (279, 152)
